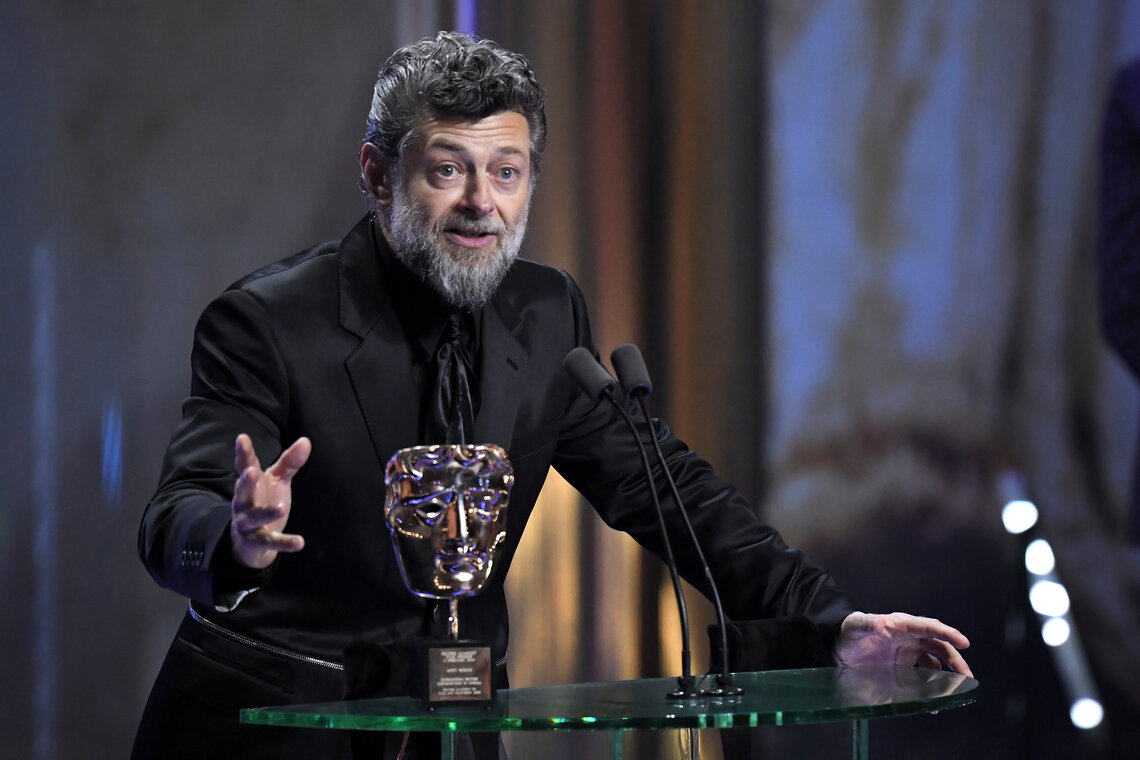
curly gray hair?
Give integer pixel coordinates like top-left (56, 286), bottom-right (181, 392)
top-left (363, 31), bottom-right (547, 181)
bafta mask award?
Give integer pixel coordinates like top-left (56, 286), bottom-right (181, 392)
top-left (384, 444), bottom-right (513, 707)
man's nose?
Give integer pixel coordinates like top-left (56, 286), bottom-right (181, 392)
top-left (459, 173), bottom-right (494, 217)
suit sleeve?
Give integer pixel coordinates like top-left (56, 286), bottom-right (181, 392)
top-left (549, 274), bottom-right (853, 658)
top-left (137, 288), bottom-right (288, 607)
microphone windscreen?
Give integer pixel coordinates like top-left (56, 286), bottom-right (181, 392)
top-left (563, 347), bottom-right (616, 400)
top-left (611, 343), bottom-right (652, 398)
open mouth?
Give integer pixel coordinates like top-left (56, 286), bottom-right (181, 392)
top-left (444, 228), bottom-right (498, 249)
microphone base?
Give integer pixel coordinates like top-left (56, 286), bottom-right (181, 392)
top-left (665, 675), bottom-right (703, 700)
top-left (702, 673), bottom-right (744, 698)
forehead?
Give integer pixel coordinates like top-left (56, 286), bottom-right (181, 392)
top-left (412, 109), bottom-right (531, 158)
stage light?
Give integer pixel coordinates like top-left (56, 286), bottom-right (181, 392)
top-left (1029, 579), bottom-right (1070, 617)
top-left (1069, 698), bottom-right (1104, 729)
top-left (1040, 617), bottom-right (1070, 647)
top-left (1002, 499), bottom-right (1038, 534)
top-left (1001, 471), bottom-right (1105, 745)
top-left (1024, 539), bottom-right (1055, 575)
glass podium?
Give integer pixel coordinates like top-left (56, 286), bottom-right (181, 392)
top-left (241, 665), bottom-right (978, 759)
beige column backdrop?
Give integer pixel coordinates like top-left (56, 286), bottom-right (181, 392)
top-left (496, 0), bottom-right (767, 708)
top-left (501, 0), bottom-right (648, 692)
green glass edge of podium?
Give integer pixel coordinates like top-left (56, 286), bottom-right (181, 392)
top-left (241, 665), bottom-right (978, 759)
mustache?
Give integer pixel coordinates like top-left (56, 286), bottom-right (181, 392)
top-left (437, 215), bottom-right (506, 236)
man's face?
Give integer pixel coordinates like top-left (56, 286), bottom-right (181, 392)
top-left (379, 110), bottom-right (533, 310)
top-left (384, 444), bottom-right (513, 598)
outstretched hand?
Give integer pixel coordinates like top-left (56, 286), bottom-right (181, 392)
top-left (230, 434), bottom-right (312, 569)
top-left (835, 612), bottom-right (973, 677)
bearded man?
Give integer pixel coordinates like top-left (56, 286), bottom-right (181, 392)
top-left (132, 31), bottom-right (971, 760)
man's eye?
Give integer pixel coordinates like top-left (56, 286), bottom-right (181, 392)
top-left (497, 167), bottom-right (517, 181)
top-left (435, 165), bottom-right (458, 179)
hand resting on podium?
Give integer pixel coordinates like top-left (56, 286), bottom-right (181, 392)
top-left (835, 611), bottom-right (972, 677)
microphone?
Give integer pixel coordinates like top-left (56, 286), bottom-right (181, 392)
top-left (562, 347), bottom-right (700, 699)
top-left (610, 344), bottom-right (742, 697)
top-left (563, 347), bottom-right (617, 400)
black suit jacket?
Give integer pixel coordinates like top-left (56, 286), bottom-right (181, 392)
top-left (138, 215), bottom-right (851, 705)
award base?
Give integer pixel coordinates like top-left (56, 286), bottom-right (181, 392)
top-left (413, 639), bottom-right (495, 708)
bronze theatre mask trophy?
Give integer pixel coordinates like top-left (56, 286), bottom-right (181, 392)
top-left (384, 444), bottom-right (513, 706)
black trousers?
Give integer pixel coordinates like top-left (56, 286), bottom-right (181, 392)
top-left (131, 610), bottom-right (502, 760)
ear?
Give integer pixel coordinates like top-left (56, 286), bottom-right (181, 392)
top-left (360, 143), bottom-right (394, 208)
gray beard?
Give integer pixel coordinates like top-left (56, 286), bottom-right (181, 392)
top-left (386, 185), bottom-right (530, 311)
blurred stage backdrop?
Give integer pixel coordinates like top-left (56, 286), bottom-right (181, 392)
top-left (2, 1), bottom-right (1139, 758)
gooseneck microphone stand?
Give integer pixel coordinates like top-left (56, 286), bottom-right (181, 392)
top-left (563, 347), bottom-right (700, 699)
top-left (610, 344), bottom-right (743, 698)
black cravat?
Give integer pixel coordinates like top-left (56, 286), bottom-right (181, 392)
top-left (429, 311), bottom-right (476, 444)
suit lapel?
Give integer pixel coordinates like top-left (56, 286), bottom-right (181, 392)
top-left (475, 284), bottom-right (527, 448)
top-left (339, 217), bottom-right (423, 466)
